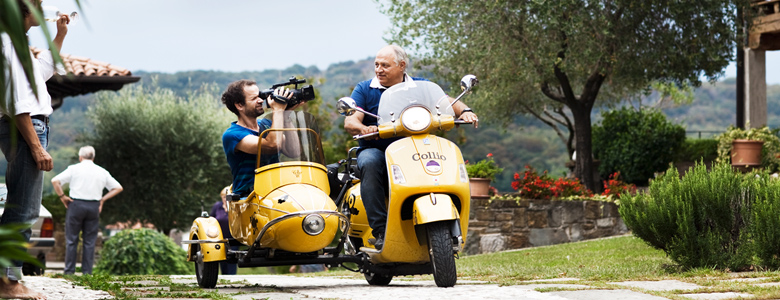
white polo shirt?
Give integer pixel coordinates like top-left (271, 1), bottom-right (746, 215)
top-left (1, 33), bottom-right (55, 117)
top-left (51, 160), bottom-right (122, 201)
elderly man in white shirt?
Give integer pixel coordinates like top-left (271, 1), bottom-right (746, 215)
top-left (51, 146), bottom-right (123, 275)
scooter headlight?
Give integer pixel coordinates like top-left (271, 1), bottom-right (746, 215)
top-left (302, 214), bottom-right (326, 236)
top-left (206, 226), bottom-right (220, 239)
top-left (401, 106), bottom-right (432, 132)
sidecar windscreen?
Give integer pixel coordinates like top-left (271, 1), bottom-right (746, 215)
top-left (257, 111), bottom-right (326, 167)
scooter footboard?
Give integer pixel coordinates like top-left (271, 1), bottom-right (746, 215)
top-left (412, 193), bottom-right (459, 225)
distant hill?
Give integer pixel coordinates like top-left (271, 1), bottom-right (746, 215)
top-left (16, 59), bottom-right (780, 193)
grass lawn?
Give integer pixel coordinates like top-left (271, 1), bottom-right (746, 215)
top-left (67, 235), bottom-right (780, 299)
top-left (456, 235), bottom-right (676, 283)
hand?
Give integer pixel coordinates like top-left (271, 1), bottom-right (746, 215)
top-left (269, 87), bottom-right (293, 112)
top-left (56, 13), bottom-right (70, 35)
top-left (32, 148), bottom-right (53, 171)
top-left (361, 125), bottom-right (379, 140)
top-left (459, 111), bottom-right (479, 128)
top-left (99, 203), bottom-right (103, 213)
top-left (61, 196), bottom-right (72, 209)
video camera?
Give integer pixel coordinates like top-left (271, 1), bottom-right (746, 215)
top-left (259, 77), bottom-right (315, 108)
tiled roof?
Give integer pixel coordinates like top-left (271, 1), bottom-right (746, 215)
top-left (31, 47), bottom-right (133, 77)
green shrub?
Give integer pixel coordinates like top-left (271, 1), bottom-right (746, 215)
top-left (95, 228), bottom-right (193, 275)
top-left (675, 139), bottom-right (718, 163)
top-left (619, 162), bottom-right (754, 269)
top-left (593, 107), bottom-right (685, 185)
top-left (749, 176), bottom-right (780, 268)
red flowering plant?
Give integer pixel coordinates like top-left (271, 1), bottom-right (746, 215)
top-left (601, 172), bottom-right (636, 199)
top-left (511, 165), bottom-right (592, 200)
top-left (465, 153), bottom-right (503, 180)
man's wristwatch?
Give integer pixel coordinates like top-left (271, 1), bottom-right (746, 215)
top-left (462, 108), bottom-right (474, 114)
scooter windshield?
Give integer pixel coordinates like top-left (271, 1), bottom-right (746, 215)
top-left (258, 111), bottom-right (326, 167)
top-left (377, 80), bottom-right (455, 124)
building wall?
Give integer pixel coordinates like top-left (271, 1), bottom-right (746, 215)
top-left (464, 196), bottom-right (628, 255)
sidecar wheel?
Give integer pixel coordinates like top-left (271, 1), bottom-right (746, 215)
top-left (193, 239), bottom-right (219, 288)
top-left (427, 221), bottom-right (457, 287)
top-left (364, 272), bottom-right (393, 286)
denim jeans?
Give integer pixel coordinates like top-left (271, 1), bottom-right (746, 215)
top-left (356, 148), bottom-right (388, 238)
top-left (0, 117), bottom-right (47, 281)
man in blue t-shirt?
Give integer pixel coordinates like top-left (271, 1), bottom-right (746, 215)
top-left (344, 45), bottom-right (478, 249)
top-left (221, 80), bottom-right (300, 197)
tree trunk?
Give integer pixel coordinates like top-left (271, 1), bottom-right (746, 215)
top-left (571, 105), bottom-right (599, 193)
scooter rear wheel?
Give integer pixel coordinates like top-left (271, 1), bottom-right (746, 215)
top-left (427, 221), bottom-right (457, 287)
top-left (193, 238), bottom-right (219, 288)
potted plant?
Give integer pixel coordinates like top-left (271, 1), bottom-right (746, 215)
top-left (715, 125), bottom-right (780, 171)
top-left (466, 153), bottom-right (503, 197)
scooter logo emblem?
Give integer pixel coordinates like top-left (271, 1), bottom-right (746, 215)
top-left (292, 170), bottom-right (302, 177)
top-left (426, 160), bottom-right (442, 172)
top-left (412, 152), bottom-right (446, 161)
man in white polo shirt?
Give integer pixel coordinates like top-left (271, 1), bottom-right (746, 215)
top-left (51, 146), bottom-right (123, 275)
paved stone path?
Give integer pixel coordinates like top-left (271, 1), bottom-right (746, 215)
top-left (19, 276), bottom-right (112, 300)
top-left (18, 273), bottom-right (775, 299)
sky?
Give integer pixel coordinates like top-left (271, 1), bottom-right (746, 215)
top-left (27, 0), bottom-right (780, 84)
top-left (28, 0), bottom-right (392, 73)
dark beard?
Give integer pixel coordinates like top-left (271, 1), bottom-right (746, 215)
top-left (245, 105), bottom-right (265, 119)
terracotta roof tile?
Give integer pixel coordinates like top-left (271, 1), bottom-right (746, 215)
top-left (30, 47), bottom-right (134, 77)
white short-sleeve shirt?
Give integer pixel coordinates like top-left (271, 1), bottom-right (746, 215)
top-left (51, 160), bottom-right (122, 201)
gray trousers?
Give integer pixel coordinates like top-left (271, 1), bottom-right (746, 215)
top-left (64, 199), bottom-right (100, 275)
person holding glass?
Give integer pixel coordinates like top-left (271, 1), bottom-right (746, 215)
top-left (0, 0), bottom-right (70, 298)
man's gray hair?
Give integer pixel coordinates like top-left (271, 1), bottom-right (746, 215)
top-left (388, 45), bottom-right (409, 70)
top-left (79, 146), bottom-right (95, 160)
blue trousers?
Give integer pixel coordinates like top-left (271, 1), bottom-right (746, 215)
top-left (0, 117), bottom-right (48, 281)
top-left (356, 148), bottom-right (388, 238)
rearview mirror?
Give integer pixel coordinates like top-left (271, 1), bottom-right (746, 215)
top-left (337, 97), bottom-right (358, 116)
top-left (460, 74), bottom-right (478, 92)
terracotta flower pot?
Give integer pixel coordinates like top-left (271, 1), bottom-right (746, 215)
top-left (469, 178), bottom-right (491, 197)
top-left (731, 139), bottom-right (764, 166)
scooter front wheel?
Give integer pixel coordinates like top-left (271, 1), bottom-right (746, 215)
top-left (427, 221), bottom-right (457, 287)
top-left (193, 238), bottom-right (219, 288)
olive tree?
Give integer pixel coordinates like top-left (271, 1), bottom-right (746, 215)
top-left (382, 0), bottom-right (749, 190)
top-left (85, 83), bottom-right (233, 235)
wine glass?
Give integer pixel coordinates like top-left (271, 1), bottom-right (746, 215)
top-left (42, 5), bottom-right (79, 24)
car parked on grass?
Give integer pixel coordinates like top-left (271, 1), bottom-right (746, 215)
top-left (0, 184), bottom-right (54, 275)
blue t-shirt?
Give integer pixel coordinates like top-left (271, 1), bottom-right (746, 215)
top-left (350, 76), bottom-right (427, 151)
top-left (222, 119), bottom-right (278, 196)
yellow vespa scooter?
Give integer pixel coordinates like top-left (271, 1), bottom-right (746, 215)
top-left (334, 75), bottom-right (478, 287)
top-left (184, 111), bottom-right (353, 288)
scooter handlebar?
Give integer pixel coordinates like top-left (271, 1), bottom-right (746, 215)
top-left (454, 119), bottom-right (473, 125)
top-left (353, 132), bottom-right (380, 140)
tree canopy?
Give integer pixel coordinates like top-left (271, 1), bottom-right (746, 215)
top-left (382, 0), bottom-right (749, 190)
top-left (84, 83), bottom-right (233, 234)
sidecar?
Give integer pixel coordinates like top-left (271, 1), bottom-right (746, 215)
top-left (185, 111), bottom-right (351, 288)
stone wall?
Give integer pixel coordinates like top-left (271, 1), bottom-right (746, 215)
top-left (464, 196), bottom-right (628, 255)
